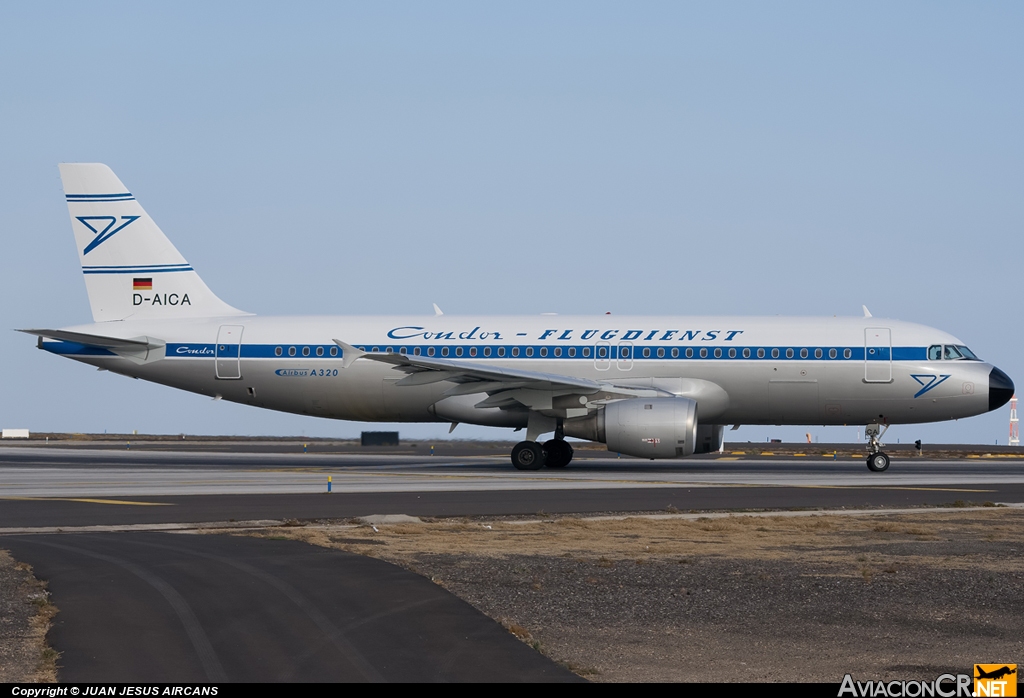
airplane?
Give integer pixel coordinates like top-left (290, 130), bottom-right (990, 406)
top-left (23, 163), bottom-right (1015, 472)
top-left (975, 666), bottom-right (1016, 681)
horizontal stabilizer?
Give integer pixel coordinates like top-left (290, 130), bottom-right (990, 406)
top-left (21, 329), bottom-right (166, 364)
top-left (20, 328), bottom-right (155, 349)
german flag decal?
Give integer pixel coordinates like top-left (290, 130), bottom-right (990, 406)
top-left (133, 278), bottom-right (153, 291)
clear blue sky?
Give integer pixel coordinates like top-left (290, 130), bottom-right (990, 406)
top-left (1, 2), bottom-right (1021, 444)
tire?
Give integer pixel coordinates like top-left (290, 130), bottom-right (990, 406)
top-left (542, 439), bottom-right (574, 468)
top-left (511, 441), bottom-right (545, 471)
top-left (866, 452), bottom-right (890, 472)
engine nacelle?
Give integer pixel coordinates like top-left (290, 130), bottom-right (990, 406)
top-left (564, 397), bottom-right (698, 459)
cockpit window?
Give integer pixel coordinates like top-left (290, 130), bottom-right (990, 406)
top-left (930, 344), bottom-right (981, 361)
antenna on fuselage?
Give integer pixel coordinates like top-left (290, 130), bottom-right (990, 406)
top-left (862, 305), bottom-right (873, 318)
top-left (433, 303), bottom-right (444, 316)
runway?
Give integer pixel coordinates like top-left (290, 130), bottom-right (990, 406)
top-left (1, 446), bottom-right (1022, 529)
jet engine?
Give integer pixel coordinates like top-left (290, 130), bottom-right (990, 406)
top-left (564, 397), bottom-right (698, 458)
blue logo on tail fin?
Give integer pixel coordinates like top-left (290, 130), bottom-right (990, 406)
top-left (77, 216), bottom-right (140, 255)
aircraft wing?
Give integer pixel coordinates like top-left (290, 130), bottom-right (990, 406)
top-left (332, 340), bottom-right (666, 412)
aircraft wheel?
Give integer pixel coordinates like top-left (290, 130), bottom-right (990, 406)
top-left (866, 452), bottom-right (890, 472)
top-left (511, 441), bottom-right (545, 471)
top-left (542, 439), bottom-right (574, 468)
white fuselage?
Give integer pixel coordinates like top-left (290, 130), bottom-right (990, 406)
top-left (41, 313), bottom-right (998, 429)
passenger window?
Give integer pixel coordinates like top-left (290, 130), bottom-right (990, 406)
top-left (428, 347), bottom-right (435, 357)
top-left (829, 348), bottom-right (837, 359)
top-left (288, 347), bottom-right (296, 357)
top-left (316, 346), bottom-right (324, 357)
top-left (714, 348), bottom-right (722, 358)
top-left (483, 347), bottom-right (490, 357)
top-left (757, 348), bottom-right (765, 359)
top-left (621, 347), bottom-right (630, 358)
top-left (526, 347), bottom-right (534, 357)
top-left (498, 347), bottom-right (505, 357)
top-left (275, 347), bottom-right (283, 357)
top-left (399, 347), bottom-right (407, 355)
top-left (928, 345), bottom-right (942, 361)
top-left (814, 348), bottom-right (822, 359)
top-left (742, 348), bottom-right (750, 358)
top-left (686, 348), bottom-right (694, 358)
top-left (303, 347), bottom-right (311, 357)
top-left (539, 347), bottom-right (547, 357)
top-left (785, 348), bottom-right (794, 359)
top-left (568, 347), bottom-right (575, 357)
top-left (844, 349), bottom-right (852, 359)
top-left (800, 348), bottom-right (808, 359)
top-left (330, 346), bottom-right (338, 357)
top-left (671, 348), bottom-right (679, 358)
top-left (512, 347), bottom-right (520, 357)
top-left (413, 347), bottom-right (421, 356)
top-left (385, 347), bottom-right (393, 354)
top-left (469, 347), bottom-right (476, 357)
top-left (582, 347), bottom-right (590, 358)
top-left (455, 347), bottom-right (463, 357)
top-left (700, 348), bottom-right (708, 358)
top-left (657, 348), bottom-right (665, 358)
top-left (441, 347), bottom-right (449, 357)
top-left (598, 346), bottom-right (607, 358)
top-left (728, 348), bottom-right (736, 358)
top-left (554, 347), bottom-right (562, 357)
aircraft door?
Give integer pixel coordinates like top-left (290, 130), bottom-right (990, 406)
top-left (864, 327), bottom-right (892, 383)
top-left (216, 325), bottom-right (244, 380)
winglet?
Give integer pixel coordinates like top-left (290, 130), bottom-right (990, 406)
top-left (332, 339), bottom-right (366, 369)
top-left (862, 305), bottom-right (872, 318)
top-left (433, 303), bottom-right (444, 316)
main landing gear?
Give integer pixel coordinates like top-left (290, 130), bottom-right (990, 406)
top-left (510, 439), bottom-right (575, 470)
top-left (511, 420), bottom-right (575, 471)
top-left (865, 423), bottom-right (891, 472)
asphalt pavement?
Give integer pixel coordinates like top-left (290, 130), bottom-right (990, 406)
top-left (0, 531), bottom-right (580, 682)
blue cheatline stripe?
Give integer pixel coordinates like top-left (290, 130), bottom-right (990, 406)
top-left (41, 340), bottom-right (932, 363)
top-left (82, 267), bottom-right (194, 275)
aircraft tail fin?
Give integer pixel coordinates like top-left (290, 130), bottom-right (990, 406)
top-left (59, 163), bottom-right (249, 322)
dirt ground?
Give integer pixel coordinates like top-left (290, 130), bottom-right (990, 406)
top-left (247, 507), bottom-right (1024, 682)
top-left (3, 507), bottom-right (1021, 683)
top-left (0, 550), bottom-right (57, 683)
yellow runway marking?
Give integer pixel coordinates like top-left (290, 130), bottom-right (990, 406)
top-left (716, 457), bottom-right (740, 461)
top-left (0, 497), bottom-right (173, 506)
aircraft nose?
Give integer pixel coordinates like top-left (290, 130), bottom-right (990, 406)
top-left (989, 367), bottom-right (1014, 412)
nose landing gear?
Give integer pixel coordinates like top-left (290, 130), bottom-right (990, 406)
top-left (865, 423), bottom-right (890, 472)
